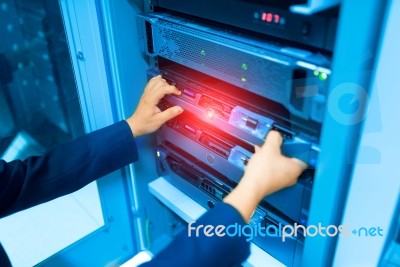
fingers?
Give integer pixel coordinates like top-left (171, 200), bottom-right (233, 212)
top-left (150, 84), bottom-right (181, 103)
top-left (154, 105), bottom-right (183, 125)
top-left (147, 77), bottom-right (181, 101)
top-left (146, 75), bottom-right (163, 90)
top-left (290, 158), bottom-right (308, 171)
top-left (281, 158), bottom-right (307, 187)
top-left (158, 84), bottom-right (181, 98)
top-left (265, 130), bottom-right (308, 172)
top-left (147, 78), bottom-right (167, 93)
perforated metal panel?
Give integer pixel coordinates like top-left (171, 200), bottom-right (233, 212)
top-left (136, 13), bottom-right (331, 123)
top-left (153, 19), bottom-right (295, 107)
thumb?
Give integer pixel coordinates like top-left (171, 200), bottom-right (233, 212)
top-left (263, 130), bottom-right (283, 152)
top-left (155, 106), bottom-right (183, 125)
top-left (254, 145), bottom-right (261, 153)
top-left (290, 158), bottom-right (308, 171)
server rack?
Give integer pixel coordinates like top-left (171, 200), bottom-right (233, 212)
top-left (22, 0), bottom-right (397, 266)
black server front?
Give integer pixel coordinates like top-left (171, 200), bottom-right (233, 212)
top-left (137, 1), bottom-right (338, 265)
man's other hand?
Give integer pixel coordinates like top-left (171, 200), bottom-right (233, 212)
top-left (126, 75), bottom-right (183, 137)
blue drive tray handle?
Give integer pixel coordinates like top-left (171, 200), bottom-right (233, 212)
top-left (148, 69), bottom-right (319, 167)
top-left (229, 106), bottom-right (318, 167)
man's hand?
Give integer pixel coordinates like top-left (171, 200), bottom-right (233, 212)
top-left (126, 75), bottom-right (183, 137)
top-left (241, 131), bottom-right (307, 199)
top-left (224, 131), bottom-right (307, 222)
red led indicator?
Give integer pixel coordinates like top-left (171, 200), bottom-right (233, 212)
top-left (267, 13), bottom-right (273, 22)
top-left (261, 12), bottom-right (281, 24)
top-left (274, 14), bottom-right (280, 24)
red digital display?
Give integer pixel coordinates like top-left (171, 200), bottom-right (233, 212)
top-left (261, 12), bottom-right (281, 24)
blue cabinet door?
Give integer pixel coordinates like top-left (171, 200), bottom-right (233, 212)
top-left (0, 0), bottom-right (138, 266)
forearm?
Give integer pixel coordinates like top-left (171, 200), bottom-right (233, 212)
top-left (0, 121), bottom-right (138, 218)
top-left (223, 176), bottom-right (265, 223)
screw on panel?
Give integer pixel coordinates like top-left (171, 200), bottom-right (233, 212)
top-left (77, 51), bottom-right (84, 61)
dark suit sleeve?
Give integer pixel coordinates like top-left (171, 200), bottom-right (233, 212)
top-left (141, 203), bottom-right (251, 267)
top-left (0, 120), bottom-right (138, 218)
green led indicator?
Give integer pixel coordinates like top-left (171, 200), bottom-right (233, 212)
top-left (200, 49), bottom-right (206, 56)
top-left (313, 70), bottom-right (319, 76)
top-left (319, 72), bottom-right (328, 81)
top-left (241, 77), bottom-right (247, 82)
top-left (156, 151), bottom-right (161, 158)
top-left (241, 63), bottom-right (248, 71)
